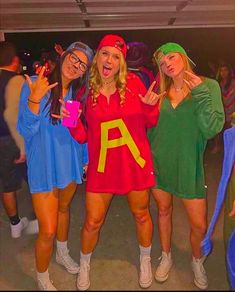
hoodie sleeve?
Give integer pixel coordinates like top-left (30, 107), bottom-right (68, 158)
top-left (17, 80), bottom-right (42, 141)
top-left (69, 118), bottom-right (87, 143)
top-left (192, 78), bottom-right (225, 139)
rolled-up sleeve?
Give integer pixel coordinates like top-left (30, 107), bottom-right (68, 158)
top-left (17, 81), bottom-right (41, 140)
top-left (192, 79), bottom-right (225, 139)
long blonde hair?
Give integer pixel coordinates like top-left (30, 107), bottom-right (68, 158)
top-left (156, 52), bottom-right (194, 104)
top-left (89, 50), bottom-right (128, 106)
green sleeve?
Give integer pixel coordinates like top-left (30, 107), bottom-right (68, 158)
top-left (191, 78), bottom-right (225, 139)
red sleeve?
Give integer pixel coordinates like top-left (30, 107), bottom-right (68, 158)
top-left (141, 100), bottom-right (160, 128)
top-left (69, 119), bottom-right (87, 143)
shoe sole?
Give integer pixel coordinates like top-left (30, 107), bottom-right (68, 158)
top-left (155, 273), bottom-right (169, 283)
top-left (56, 257), bottom-right (79, 274)
top-left (77, 282), bottom-right (90, 291)
top-left (139, 279), bottom-right (153, 288)
top-left (194, 278), bottom-right (208, 290)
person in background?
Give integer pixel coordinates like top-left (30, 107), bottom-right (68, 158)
top-left (211, 63), bottom-right (235, 153)
top-left (65, 34), bottom-right (164, 290)
top-left (201, 113), bottom-right (235, 290)
top-left (147, 42), bottom-right (225, 290)
top-left (126, 41), bottom-right (155, 89)
top-left (40, 50), bottom-right (58, 77)
top-left (17, 41), bottom-right (93, 291)
top-left (0, 41), bottom-right (38, 238)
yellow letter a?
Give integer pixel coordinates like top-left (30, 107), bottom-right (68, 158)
top-left (97, 119), bottom-right (146, 172)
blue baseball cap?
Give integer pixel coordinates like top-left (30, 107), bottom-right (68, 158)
top-left (66, 42), bottom-right (94, 66)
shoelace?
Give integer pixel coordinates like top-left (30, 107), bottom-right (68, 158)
top-left (40, 279), bottom-right (54, 290)
top-left (59, 250), bottom-right (77, 266)
top-left (140, 257), bottom-right (151, 273)
top-left (194, 259), bottom-right (206, 275)
top-left (158, 255), bottom-right (168, 266)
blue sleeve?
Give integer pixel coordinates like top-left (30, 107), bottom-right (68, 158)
top-left (82, 143), bottom-right (89, 166)
top-left (17, 80), bottom-right (41, 141)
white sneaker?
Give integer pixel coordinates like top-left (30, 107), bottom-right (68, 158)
top-left (139, 255), bottom-right (152, 288)
top-left (25, 219), bottom-right (39, 235)
top-left (56, 249), bottom-right (79, 274)
top-left (10, 217), bottom-right (29, 238)
top-left (191, 256), bottom-right (208, 290)
top-left (37, 278), bottom-right (57, 291)
top-left (155, 251), bottom-right (173, 282)
top-left (77, 260), bottom-right (90, 291)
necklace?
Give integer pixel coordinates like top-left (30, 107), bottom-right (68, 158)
top-left (102, 79), bottom-right (115, 86)
top-left (173, 84), bottom-right (184, 92)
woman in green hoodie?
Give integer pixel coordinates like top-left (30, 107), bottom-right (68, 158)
top-left (147, 42), bottom-right (225, 290)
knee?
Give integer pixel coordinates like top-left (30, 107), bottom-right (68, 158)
top-left (58, 203), bottom-right (69, 214)
top-left (158, 206), bottom-right (172, 218)
top-left (191, 222), bottom-right (207, 236)
top-left (38, 230), bottom-right (56, 242)
top-left (84, 216), bottom-right (104, 233)
top-left (133, 210), bottom-right (151, 225)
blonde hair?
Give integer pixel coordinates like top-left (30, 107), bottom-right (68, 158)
top-left (89, 50), bottom-right (128, 106)
top-left (156, 52), bottom-right (194, 105)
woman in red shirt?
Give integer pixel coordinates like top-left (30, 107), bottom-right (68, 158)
top-left (66, 34), bottom-right (164, 290)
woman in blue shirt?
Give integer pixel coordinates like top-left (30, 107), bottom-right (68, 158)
top-left (17, 42), bottom-right (93, 291)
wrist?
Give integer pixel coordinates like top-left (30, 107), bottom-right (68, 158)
top-left (28, 98), bottom-right (41, 104)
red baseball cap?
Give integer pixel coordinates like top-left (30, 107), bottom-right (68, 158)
top-left (97, 34), bottom-right (127, 58)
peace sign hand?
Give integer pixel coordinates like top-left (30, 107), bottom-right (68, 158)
top-left (25, 66), bottom-right (58, 103)
top-left (139, 81), bottom-right (166, 106)
top-left (183, 71), bottom-right (202, 90)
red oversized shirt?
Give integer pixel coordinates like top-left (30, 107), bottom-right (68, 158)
top-left (70, 73), bottom-right (159, 194)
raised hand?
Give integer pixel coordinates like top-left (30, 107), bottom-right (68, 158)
top-left (54, 43), bottom-right (64, 56)
top-left (139, 81), bottom-right (166, 106)
top-left (25, 66), bottom-right (58, 103)
top-left (183, 71), bottom-right (202, 90)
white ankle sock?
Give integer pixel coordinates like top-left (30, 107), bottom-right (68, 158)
top-left (80, 251), bottom-right (92, 264)
top-left (37, 269), bottom-right (50, 281)
top-left (56, 240), bottom-right (68, 252)
top-left (139, 245), bottom-right (151, 258)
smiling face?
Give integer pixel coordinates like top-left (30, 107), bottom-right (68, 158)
top-left (96, 46), bottom-right (121, 81)
top-left (61, 50), bottom-right (88, 82)
top-left (159, 52), bottom-right (185, 78)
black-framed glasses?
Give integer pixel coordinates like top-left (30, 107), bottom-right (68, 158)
top-left (68, 52), bottom-right (88, 72)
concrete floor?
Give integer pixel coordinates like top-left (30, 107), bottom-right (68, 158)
top-left (0, 141), bottom-right (230, 291)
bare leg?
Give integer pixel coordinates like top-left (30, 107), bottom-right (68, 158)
top-left (151, 189), bottom-right (173, 253)
top-left (127, 189), bottom-right (153, 246)
top-left (182, 198), bottom-right (207, 258)
top-left (81, 192), bottom-right (113, 253)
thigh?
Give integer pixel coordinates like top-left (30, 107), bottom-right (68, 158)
top-left (58, 181), bottom-right (77, 208)
top-left (32, 189), bottom-right (59, 233)
top-left (151, 188), bottom-right (172, 209)
top-left (182, 198), bottom-right (207, 227)
top-left (127, 189), bottom-right (150, 213)
top-left (85, 192), bottom-right (113, 221)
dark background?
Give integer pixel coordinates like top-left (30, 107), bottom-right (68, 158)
top-left (5, 27), bottom-right (235, 76)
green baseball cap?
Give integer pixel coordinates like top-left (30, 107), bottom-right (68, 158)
top-left (154, 42), bottom-right (196, 67)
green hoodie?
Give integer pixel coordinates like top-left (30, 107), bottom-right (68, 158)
top-left (148, 78), bottom-right (225, 199)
